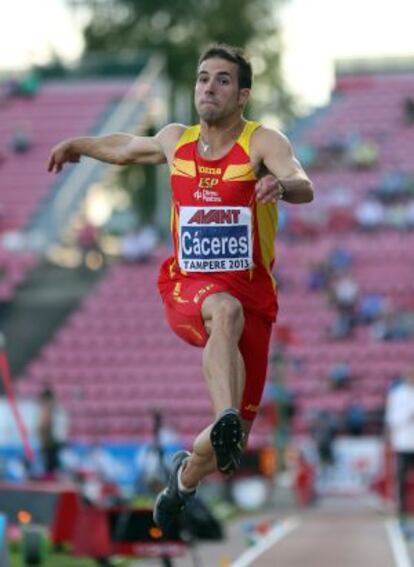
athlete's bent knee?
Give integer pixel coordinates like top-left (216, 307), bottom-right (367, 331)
top-left (213, 297), bottom-right (244, 335)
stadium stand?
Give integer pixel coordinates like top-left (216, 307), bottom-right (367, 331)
top-left (277, 71), bottom-right (414, 434)
top-left (0, 80), bottom-right (131, 231)
top-left (0, 79), bottom-right (133, 317)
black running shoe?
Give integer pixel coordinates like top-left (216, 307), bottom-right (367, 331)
top-left (153, 450), bottom-right (195, 535)
top-left (210, 408), bottom-right (245, 475)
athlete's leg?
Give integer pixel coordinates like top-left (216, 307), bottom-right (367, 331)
top-left (201, 292), bottom-right (246, 413)
top-left (181, 293), bottom-right (247, 486)
top-left (154, 284), bottom-right (249, 529)
top-left (182, 348), bottom-right (245, 465)
top-left (181, 311), bottom-right (272, 488)
top-left (154, 299), bottom-right (273, 530)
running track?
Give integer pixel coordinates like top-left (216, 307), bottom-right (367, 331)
top-left (142, 496), bottom-right (412, 567)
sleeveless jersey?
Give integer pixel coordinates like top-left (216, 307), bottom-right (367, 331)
top-left (158, 120), bottom-right (278, 321)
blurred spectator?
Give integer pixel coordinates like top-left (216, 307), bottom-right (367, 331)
top-left (355, 198), bottom-right (385, 230)
top-left (357, 293), bottom-right (388, 324)
top-left (78, 222), bottom-right (99, 251)
top-left (385, 203), bottom-right (406, 230)
top-left (307, 261), bottom-right (330, 292)
top-left (38, 386), bottom-right (69, 477)
top-left (371, 312), bottom-right (393, 341)
top-left (390, 374), bottom-right (404, 390)
top-left (349, 139), bottom-right (379, 169)
top-left (9, 124), bottom-right (33, 154)
top-left (307, 247), bottom-right (354, 291)
top-left (292, 449), bottom-right (316, 506)
top-left (328, 275), bottom-right (359, 339)
top-left (371, 311), bottom-right (414, 342)
top-left (261, 380), bottom-right (295, 442)
top-left (374, 171), bottom-right (408, 203)
top-left (120, 225), bottom-right (159, 262)
top-left (313, 136), bottom-right (345, 169)
top-left (135, 409), bottom-right (181, 495)
top-left (77, 220), bottom-right (103, 268)
top-left (385, 370), bottom-right (414, 520)
top-left (329, 311), bottom-right (355, 339)
top-left (344, 400), bottom-right (367, 436)
top-left (323, 134), bottom-right (349, 159)
top-left (327, 247), bottom-right (353, 273)
top-left (329, 361), bottom-right (351, 390)
top-left (330, 275), bottom-right (359, 312)
top-left (311, 410), bottom-right (338, 467)
top-left (403, 97), bottom-right (414, 125)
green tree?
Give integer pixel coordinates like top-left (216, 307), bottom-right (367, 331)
top-left (69, 0), bottom-right (293, 120)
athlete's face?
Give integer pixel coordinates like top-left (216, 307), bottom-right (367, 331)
top-left (194, 58), bottom-right (250, 124)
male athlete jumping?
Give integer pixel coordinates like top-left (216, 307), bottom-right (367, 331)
top-left (48, 44), bottom-right (314, 533)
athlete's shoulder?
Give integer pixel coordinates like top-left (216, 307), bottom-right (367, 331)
top-left (251, 125), bottom-right (293, 161)
top-left (156, 123), bottom-right (187, 145)
top-left (252, 125), bottom-right (290, 147)
top-left (155, 123), bottom-right (188, 163)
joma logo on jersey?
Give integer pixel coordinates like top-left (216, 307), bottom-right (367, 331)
top-left (199, 166), bottom-right (222, 174)
top-left (188, 209), bottom-right (241, 224)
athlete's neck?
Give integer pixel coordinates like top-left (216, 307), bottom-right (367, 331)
top-left (198, 117), bottom-right (246, 158)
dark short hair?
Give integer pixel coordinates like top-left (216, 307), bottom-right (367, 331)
top-left (198, 44), bottom-right (252, 89)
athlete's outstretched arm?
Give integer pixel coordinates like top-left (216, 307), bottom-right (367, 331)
top-left (253, 127), bottom-right (314, 204)
top-left (47, 123), bottom-right (184, 174)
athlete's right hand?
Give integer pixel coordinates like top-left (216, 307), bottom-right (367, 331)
top-left (48, 140), bottom-right (81, 174)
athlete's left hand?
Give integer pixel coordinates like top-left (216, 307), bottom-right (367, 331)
top-left (255, 174), bottom-right (284, 204)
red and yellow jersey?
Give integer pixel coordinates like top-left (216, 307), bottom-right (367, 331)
top-left (158, 120), bottom-right (278, 321)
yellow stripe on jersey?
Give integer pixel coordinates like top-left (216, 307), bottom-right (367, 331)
top-left (222, 163), bottom-right (257, 182)
top-left (170, 204), bottom-right (175, 232)
top-left (238, 120), bottom-right (261, 156)
top-left (171, 158), bottom-right (196, 178)
top-left (174, 125), bottom-right (200, 153)
top-left (256, 202), bottom-right (278, 276)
